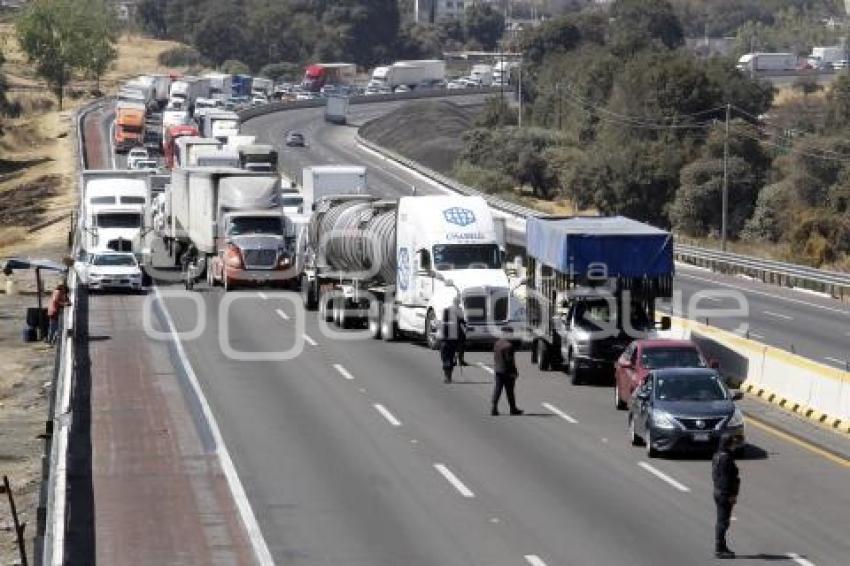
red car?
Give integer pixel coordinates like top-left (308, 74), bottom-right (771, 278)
top-left (614, 339), bottom-right (714, 410)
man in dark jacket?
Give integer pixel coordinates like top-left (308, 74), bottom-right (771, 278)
top-left (712, 434), bottom-right (741, 559)
top-left (491, 338), bottom-right (523, 416)
top-left (440, 299), bottom-right (462, 383)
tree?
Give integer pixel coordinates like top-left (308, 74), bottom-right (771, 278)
top-left (137, 0), bottom-right (169, 38)
top-left (16, 0), bottom-right (114, 109)
top-left (609, 0), bottom-right (684, 56)
top-left (518, 16), bottom-right (582, 67)
top-left (258, 62), bottom-right (301, 82)
top-left (78, 0), bottom-right (118, 93)
top-left (221, 59), bottom-right (250, 75)
top-left (464, 3), bottom-right (505, 51)
top-left (193, 1), bottom-right (247, 67)
top-left (825, 73), bottom-right (850, 131)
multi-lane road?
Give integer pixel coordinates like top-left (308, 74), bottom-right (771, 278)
top-left (79, 97), bottom-right (850, 565)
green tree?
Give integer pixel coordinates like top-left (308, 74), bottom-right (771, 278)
top-left (221, 59), bottom-right (250, 75)
top-left (193, 1), bottom-right (247, 67)
top-left (825, 73), bottom-right (850, 131)
top-left (464, 3), bottom-right (504, 51)
top-left (16, 0), bottom-right (114, 109)
top-left (137, 0), bottom-right (169, 38)
top-left (78, 0), bottom-right (118, 93)
top-left (609, 0), bottom-right (684, 56)
top-left (258, 62), bottom-right (301, 82)
top-left (518, 16), bottom-right (582, 67)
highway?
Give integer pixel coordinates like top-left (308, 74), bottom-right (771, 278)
top-left (84, 97), bottom-right (850, 565)
top-left (242, 98), bottom-right (850, 372)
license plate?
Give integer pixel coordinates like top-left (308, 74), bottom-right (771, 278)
top-left (693, 433), bottom-right (710, 442)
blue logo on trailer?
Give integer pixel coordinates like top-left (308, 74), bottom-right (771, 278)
top-left (443, 207), bottom-right (476, 227)
top-left (397, 247), bottom-right (410, 291)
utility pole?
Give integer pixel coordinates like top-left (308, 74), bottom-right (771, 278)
top-left (721, 103), bottom-right (731, 252)
top-left (518, 61), bottom-right (523, 128)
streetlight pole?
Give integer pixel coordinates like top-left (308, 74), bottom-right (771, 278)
top-left (721, 103), bottom-right (731, 252)
top-left (518, 60), bottom-right (523, 128)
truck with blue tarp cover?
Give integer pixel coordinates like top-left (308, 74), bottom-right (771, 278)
top-left (232, 75), bottom-right (252, 97)
top-left (525, 216), bottom-right (674, 384)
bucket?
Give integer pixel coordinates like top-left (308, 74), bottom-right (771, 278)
top-left (22, 325), bottom-right (38, 343)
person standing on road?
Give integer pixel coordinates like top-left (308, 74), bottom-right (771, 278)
top-left (712, 434), bottom-right (741, 559)
top-left (47, 282), bottom-right (71, 345)
top-left (440, 298), bottom-right (462, 383)
top-left (491, 337), bottom-right (523, 416)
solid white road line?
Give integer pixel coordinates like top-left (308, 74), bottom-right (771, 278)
top-left (824, 356), bottom-right (846, 367)
top-left (678, 272), bottom-right (850, 317)
top-left (542, 402), bottom-right (578, 424)
top-left (524, 555), bottom-right (549, 566)
top-left (787, 553), bottom-right (816, 566)
top-left (433, 464), bottom-right (475, 498)
top-left (763, 310), bottom-right (793, 321)
top-left (258, 291), bottom-right (268, 300)
top-left (749, 332), bottom-right (765, 340)
top-left (153, 286), bottom-right (274, 565)
top-left (302, 333), bottom-right (318, 346)
top-left (275, 308), bottom-right (289, 321)
top-left (637, 462), bottom-right (691, 493)
top-left (477, 362), bottom-right (495, 375)
top-left (333, 364), bottom-right (355, 380)
top-left (373, 403), bottom-right (402, 427)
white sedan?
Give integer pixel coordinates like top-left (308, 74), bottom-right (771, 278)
top-left (77, 252), bottom-right (144, 292)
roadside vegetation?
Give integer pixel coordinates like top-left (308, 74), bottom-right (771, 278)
top-left (138, 0), bottom-right (505, 74)
top-left (445, 0), bottom-right (849, 270)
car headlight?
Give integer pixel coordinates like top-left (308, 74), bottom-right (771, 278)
top-left (726, 407), bottom-right (744, 428)
top-left (651, 410), bottom-right (680, 430)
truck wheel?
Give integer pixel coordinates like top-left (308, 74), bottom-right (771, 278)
top-left (614, 383), bottom-right (627, 411)
top-left (333, 299), bottom-right (344, 327)
top-left (567, 351), bottom-right (583, 385)
top-left (381, 304), bottom-right (397, 342)
top-left (301, 277), bottom-right (317, 310)
top-left (425, 309), bottom-right (440, 350)
top-left (537, 340), bottom-right (552, 371)
top-left (368, 303), bottom-right (382, 339)
top-left (320, 293), bottom-right (334, 323)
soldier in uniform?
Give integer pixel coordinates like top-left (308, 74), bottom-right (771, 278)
top-left (491, 337), bottom-right (523, 416)
top-left (440, 297), bottom-right (462, 383)
top-left (712, 434), bottom-right (741, 559)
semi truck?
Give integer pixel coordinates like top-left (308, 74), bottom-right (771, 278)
top-left (165, 168), bottom-right (293, 289)
top-left (200, 110), bottom-right (240, 142)
top-left (370, 60), bottom-right (446, 90)
top-left (525, 216), bottom-right (673, 384)
top-left (735, 52), bottom-right (797, 72)
top-left (302, 165), bottom-right (367, 212)
top-left (163, 124), bottom-right (200, 169)
top-left (79, 170), bottom-right (151, 262)
top-left (299, 194), bottom-right (522, 346)
top-left (810, 46), bottom-right (845, 67)
top-left (302, 63), bottom-right (356, 92)
top-left (205, 72), bottom-right (233, 100)
top-left (237, 144), bottom-right (278, 172)
top-left (470, 64), bottom-right (493, 86)
top-left (232, 74), bottom-right (252, 97)
top-left (173, 136), bottom-right (221, 169)
top-left (251, 77), bottom-right (274, 98)
top-left (324, 95), bottom-right (349, 124)
top-left (114, 106), bottom-right (146, 153)
top-left (169, 77), bottom-right (210, 112)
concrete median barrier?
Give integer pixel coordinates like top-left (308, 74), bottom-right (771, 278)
top-left (666, 317), bottom-right (850, 434)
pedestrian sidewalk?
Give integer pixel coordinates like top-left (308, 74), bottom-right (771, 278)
top-left (64, 290), bottom-right (255, 565)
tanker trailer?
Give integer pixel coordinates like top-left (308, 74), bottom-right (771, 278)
top-left (300, 194), bottom-right (524, 347)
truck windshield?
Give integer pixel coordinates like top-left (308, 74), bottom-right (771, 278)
top-left (573, 299), bottom-right (652, 332)
top-left (91, 254), bottom-right (137, 267)
top-left (227, 217), bottom-right (282, 236)
top-left (433, 244), bottom-right (501, 270)
top-left (97, 213), bottom-right (141, 228)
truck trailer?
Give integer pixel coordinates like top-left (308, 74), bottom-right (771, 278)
top-left (525, 216), bottom-right (673, 384)
top-left (736, 52), bottom-right (797, 73)
top-left (302, 63), bottom-right (356, 92)
top-left (370, 60), bottom-right (446, 90)
top-left (299, 194), bottom-right (523, 346)
top-left (301, 165), bottom-right (367, 212)
top-left (114, 106), bottom-right (146, 153)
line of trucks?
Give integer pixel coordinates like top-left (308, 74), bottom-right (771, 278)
top-left (93, 77), bottom-right (677, 370)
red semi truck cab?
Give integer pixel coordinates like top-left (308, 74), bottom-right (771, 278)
top-left (163, 124), bottom-right (200, 169)
top-left (302, 63), bottom-right (356, 92)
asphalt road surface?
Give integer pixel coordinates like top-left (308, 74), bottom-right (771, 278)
top-left (89, 98), bottom-right (850, 565)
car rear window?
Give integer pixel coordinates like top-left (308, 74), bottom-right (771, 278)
top-left (642, 347), bottom-right (705, 369)
top-left (656, 374), bottom-right (726, 402)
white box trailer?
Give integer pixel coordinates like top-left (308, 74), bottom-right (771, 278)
top-left (324, 95), bottom-right (349, 124)
top-left (302, 165), bottom-right (367, 211)
top-left (371, 60), bottom-right (446, 89)
top-left (736, 52), bottom-right (797, 72)
top-left (205, 72), bottom-right (233, 100)
top-left (174, 136), bottom-right (222, 169)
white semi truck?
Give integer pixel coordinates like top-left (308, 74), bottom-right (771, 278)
top-left (79, 170), bottom-right (152, 263)
top-left (301, 165), bottom-right (367, 212)
top-left (299, 194), bottom-right (523, 346)
top-left (736, 52), bottom-right (797, 72)
top-left (370, 60), bottom-right (446, 89)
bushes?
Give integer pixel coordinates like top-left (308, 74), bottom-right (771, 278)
top-left (157, 46), bottom-right (202, 67)
top-left (258, 62), bottom-right (301, 82)
top-left (453, 162), bottom-right (515, 196)
top-left (220, 59), bottom-right (249, 75)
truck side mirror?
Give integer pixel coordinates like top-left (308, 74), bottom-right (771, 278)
top-left (417, 249), bottom-right (431, 274)
top-left (658, 316), bottom-right (672, 331)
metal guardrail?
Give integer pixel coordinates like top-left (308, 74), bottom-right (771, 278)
top-left (675, 245), bottom-right (850, 300)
